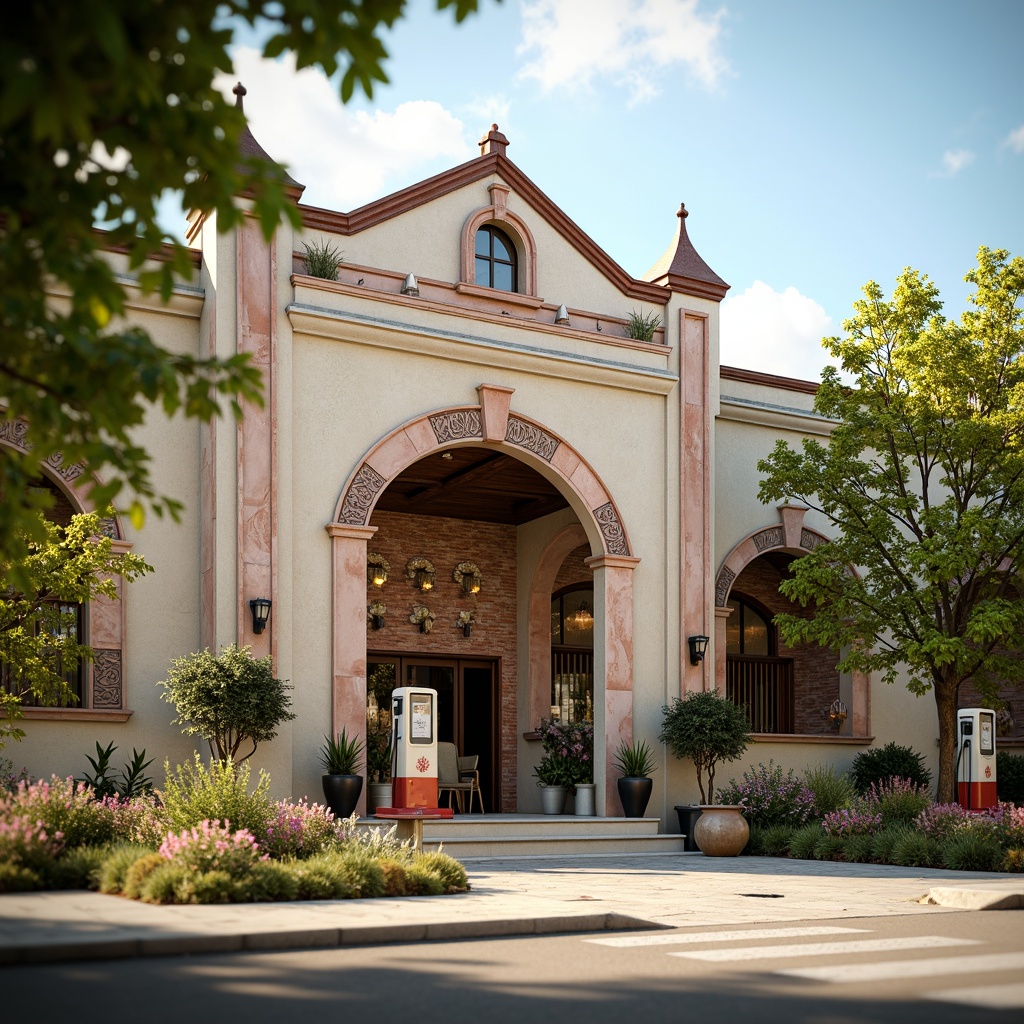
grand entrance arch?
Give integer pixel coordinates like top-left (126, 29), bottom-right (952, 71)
top-left (325, 384), bottom-right (639, 814)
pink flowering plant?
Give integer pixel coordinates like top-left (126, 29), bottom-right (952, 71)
top-left (0, 815), bottom-right (65, 872)
top-left (861, 777), bottom-right (932, 825)
top-left (0, 775), bottom-right (116, 847)
top-left (718, 760), bottom-right (815, 828)
top-left (914, 802), bottom-right (974, 840)
top-left (158, 819), bottom-right (267, 874)
top-left (537, 718), bottom-right (593, 791)
top-left (821, 807), bottom-right (883, 838)
top-left (260, 799), bottom-right (341, 859)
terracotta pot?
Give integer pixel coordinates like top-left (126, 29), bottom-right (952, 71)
top-left (693, 804), bottom-right (749, 856)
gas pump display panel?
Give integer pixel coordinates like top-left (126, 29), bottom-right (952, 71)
top-left (410, 694), bottom-right (433, 744)
top-left (979, 712), bottom-right (994, 757)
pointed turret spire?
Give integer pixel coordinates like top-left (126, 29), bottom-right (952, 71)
top-left (644, 202), bottom-right (729, 301)
top-left (231, 81), bottom-right (304, 198)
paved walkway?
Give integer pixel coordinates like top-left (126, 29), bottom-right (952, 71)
top-left (1, 853), bottom-right (1020, 965)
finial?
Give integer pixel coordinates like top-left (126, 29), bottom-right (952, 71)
top-left (677, 202), bottom-right (689, 220)
top-left (478, 124), bottom-right (510, 157)
top-left (233, 82), bottom-right (247, 110)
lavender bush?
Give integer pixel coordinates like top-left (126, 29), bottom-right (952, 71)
top-left (718, 761), bottom-right (815, 829)
top-left (821, 807), bottom-right (883, 838)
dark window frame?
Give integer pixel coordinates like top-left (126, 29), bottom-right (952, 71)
top-left (474, 225), bottom-right (519, 293)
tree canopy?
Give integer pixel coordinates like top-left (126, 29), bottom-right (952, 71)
top-left (0, 0), bottom-right (487, 567)
top-left (758, 247), bottom-right (1024, 802)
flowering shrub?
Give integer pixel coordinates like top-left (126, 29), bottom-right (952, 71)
top-left (161, 754), bottom-right (273, 837)
top-left (159, 820), bottom-right (267, 875)
top-left (1, 757), bottom-right (31, 793)
top-left (915, 802), bottom-right (973, 840)
top-left (0, 815), bottom-right (64, 871)
top-left (821, 807), bottom-right (883, 838)
top-left (109, 795), bottom-right (169, 848)
top-left (0, 776), bottom-right (116, 847)
top-left (861, 777), bottom-right (932, 825)
top-left (718, 761), bottom-right (815, 829)
top-left (538, 718), bottom-right (593, 788)
top-left (261, 799), bottom-right (340, 859)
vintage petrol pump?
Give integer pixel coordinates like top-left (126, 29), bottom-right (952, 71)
top-left (956, 707), bottom-right (997, 811)
top-left (382, 686), bottom-right (451, 816)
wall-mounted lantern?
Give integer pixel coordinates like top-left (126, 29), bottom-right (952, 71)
top-left (687, 634), bottom-right (709, 666)
top-left (406, 556), bottom-right (436, 592)
top-left (367, 553), bottom-right (390, 587)
top-left (453, 561), bottom-right (482, 596)
top-left (249, 598), bottom-right (272, 635)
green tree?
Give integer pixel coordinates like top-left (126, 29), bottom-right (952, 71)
top-left (0, 510), bottom-right (151, 746)
top-left (758, 247), bottom-right (1024, 803)
top-left (0, 0), bottom-right (488, 567)
top-left (659, 689), bottom-right (750, 804)
top-left (159, 644), bottom-right (295, 762)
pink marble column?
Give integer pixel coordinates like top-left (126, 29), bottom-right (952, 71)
top-left (326, 522), bottom-right (377, 815)
top-left (585, 553), bottom-right (641, 816)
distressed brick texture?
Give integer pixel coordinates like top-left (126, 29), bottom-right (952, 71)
top-left (731, 555), bottom-right (839, 735)
top-left (553, 544), bottom-right (594, 594)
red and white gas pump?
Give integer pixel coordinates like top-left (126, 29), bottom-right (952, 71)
top-left (377, 686), bottom-right (453, 818)
top-left (956, 707), bottom-right (997, 811)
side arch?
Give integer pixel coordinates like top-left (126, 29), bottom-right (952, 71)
top-left (0, 421), bottom-right (133, 716)
top-left (713, 504), bottom-right (869, 738)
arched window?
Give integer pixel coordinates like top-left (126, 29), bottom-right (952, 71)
top-left (474, 225), bottom-right (518, 292)
top-left (726, 592), bottom-right (793, 732)
top-left (725, 594), bottom-right (775, 656)
top-left (550, 585), bottom-right (593, 723)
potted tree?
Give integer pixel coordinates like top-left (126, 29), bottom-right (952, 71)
top-left (319, 728), bottom-right (364, 818)
top-left (612, 738), bottom-right (656, 818)
top-left (659, 689), bottom-right (750, 855)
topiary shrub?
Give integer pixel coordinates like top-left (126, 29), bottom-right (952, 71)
top-left (997, 751), bottom-right (1024, 804)
top-left (158, 644), bottom-right (295, 762)
top-left (849, 742), bottom-right (932, 796)
top-left (659, 689), bottom-right (750, 803)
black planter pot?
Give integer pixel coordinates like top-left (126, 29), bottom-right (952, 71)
top-left (675, 804), bottom-right (703, 852)
top-left (617, 776), bottom-right (653, 818)
top-left (322, 774), bottom-right (363, 818)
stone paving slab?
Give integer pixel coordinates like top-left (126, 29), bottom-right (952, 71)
top-left (1, 855), bottom-right (1020, 966)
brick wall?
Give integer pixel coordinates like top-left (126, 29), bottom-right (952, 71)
top-left (366, 510), bottom-right (519, 808)
top-left (731, 555), bottom-right (839, 735)
top-left (553, 544), bottom-right (593, 593)
top-left (958, 646), bottom-right (1024, 742)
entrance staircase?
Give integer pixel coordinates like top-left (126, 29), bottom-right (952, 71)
top-left (366, 814), bottom-right (688, 860)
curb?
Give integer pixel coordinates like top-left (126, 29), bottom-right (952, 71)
top-left (922, 887), bottom-right (1024, 911)
top-left (0, 912), bottom-right (661, 966)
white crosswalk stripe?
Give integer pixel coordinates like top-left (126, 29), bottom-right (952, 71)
top-left (669, 935), bottom-right (980, 962)
top-left (778, 950), bottom-right (1024, 983)
top-left (587, 926), bottom-right (867, 948)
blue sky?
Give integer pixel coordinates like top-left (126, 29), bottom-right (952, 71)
top-left (207, 0), bottom-right (1024, 380)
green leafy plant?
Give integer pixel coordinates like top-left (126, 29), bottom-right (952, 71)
top-left (78, 742), bottom-right (154, 799)
top-left (788, 823), bottom-right (824, 860)
top-left (891, 831), bottom-right (940, 868)
top-left (159, 644), bottom-right (295, 762)
top-left (939, 828), bottom-right (1003, 871)
top-left (624, 309), bottom-right (662, 342)
top-left (659, 689), bottom-right (750, 803)
top-left (301, 237), bottom-right (344, 280)
top-left (319, 729), bottom-right (364, 775)
top-left (533, 753), bottom-right (576, 789)
top-left (161, 754), bottom-right (273, 838)
top-left (861, 777), bottom-right (931, 825)
top-left (612, 739), bottom-right (656, 778)
top-left (759, 823), bottom-right (796, 857)
top-left (869, 824), bottom-right (914, 864)
top-left (849, 742), bottom-right (932, 796)
top-left (803, 763), bottom-right (856, 816)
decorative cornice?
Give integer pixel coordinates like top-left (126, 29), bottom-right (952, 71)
top-left (720, 364), bottom-right (820, 395)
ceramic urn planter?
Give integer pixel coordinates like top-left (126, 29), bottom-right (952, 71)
top-left (692, 804), bottom-right (749, 856)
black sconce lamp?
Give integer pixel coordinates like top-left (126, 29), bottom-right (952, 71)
top-left (687, 634), bottom-right (709, 666)
top-left (250, 598), bottom-right (272, 635)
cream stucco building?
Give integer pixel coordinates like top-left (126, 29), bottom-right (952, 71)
top-left (10, 111), bottom-right (996, 824)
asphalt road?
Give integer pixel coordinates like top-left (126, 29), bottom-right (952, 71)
top-left (7, 910), bottom-right (1023, 1024)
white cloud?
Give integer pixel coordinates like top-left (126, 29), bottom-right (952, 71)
top-left (517, 0), bottom-right (728, 103)
top-left (215, 49), bottom-right (476, 210)
top-left (933, 148), bottom-right (975, 177)
top-left (1004, 125), bottom-right (1024, 153)
top-left (720, 281), bottom-right (835, 382)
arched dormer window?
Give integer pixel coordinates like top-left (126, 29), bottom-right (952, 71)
top-left (474, 225), bottom-right (518, 292)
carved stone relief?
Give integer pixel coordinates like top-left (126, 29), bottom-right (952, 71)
top-left (504, 416), bottom-right (560, 462)
top-left (753, 526), bottom-right (784, 552)
top-left (593, 502), bottom-right (629, 556)
top-left (92, 650), bottom-right (123, 709)
top-left (800, 529), bottom-right (827, 551)
top-left (429, 410), bottom-right (482, 443)
top-left (338, 463), bottom-right (387, 525)
top-left (715, 566), bottom-right (736, 607)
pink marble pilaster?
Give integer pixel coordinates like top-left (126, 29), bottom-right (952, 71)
top-left (714, 605), bottom-right (732, 692)
top-left (236, 215), bottom-right (276, 662)
top-left (476, 384), bottom-right (515, 442)
top-left (586, 553), bottom-right (641, 815)
top-left (326, 522), bottom-right (377, 816)
top-left (680, 311), bottom-right (711, 694)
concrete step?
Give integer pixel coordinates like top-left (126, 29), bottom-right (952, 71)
top-left (421, 833), bottom-right (688, 859)
top-left (422, 815), bottom-right (663, 840)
